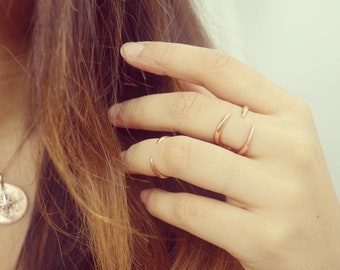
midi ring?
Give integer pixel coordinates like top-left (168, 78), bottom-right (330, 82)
top-left (214, 105), bottom-right (255, 156)
top-left (241, 105), bottom-right (249, 118)
top-left (213, 113), bottom-right (232, 150)
top-left (237, 124), bottom-right (255, 155)
top-left (150, 136), bottom-right (169, 179)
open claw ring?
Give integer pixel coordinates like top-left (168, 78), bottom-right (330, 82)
top-left (150, 136), bottom-right (169, 179)
top-left (214, 105), bottom-right (255, 156)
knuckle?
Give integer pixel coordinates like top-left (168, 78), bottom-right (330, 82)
top-left (296, 98), bottom-right (312, 114)
top-left (289, 132), bottom-right (316, 169)
top-left (256, 220), bottom-right (295, 260)
top-left (288, 96), bottom-right (314, 123)
top-left (172, 197), bottom-right (198, 228)
top-left (202, 49), bottom-right (232, 73)
top-left (299, 102), bottom-right (314, 123)
top-left (268, 222), bottom-right (298, 251)
top-left (124, 98), bottom-right (145, 128)
top-left (162, 136), bottom-right (194, 172)
top-left (153, 42), bottom-right (172, 67)
top-left (220, 159), bottom-right (241, 193)
top-left (143, 190), bottom-right (162, 214)
top-left (168, 92), bottom-right (204, 123)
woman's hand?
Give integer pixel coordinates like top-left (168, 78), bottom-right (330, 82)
top-left (108, 42), bottom-right (340, 270)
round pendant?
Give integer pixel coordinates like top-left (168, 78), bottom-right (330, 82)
top-left (0, 183), bottom-right (28, 225)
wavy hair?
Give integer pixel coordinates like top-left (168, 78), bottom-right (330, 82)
top-left (14, 0), bottom-right (241, 269)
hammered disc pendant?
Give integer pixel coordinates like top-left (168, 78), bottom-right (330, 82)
top-left (0, 183), bottom-right (28, 225)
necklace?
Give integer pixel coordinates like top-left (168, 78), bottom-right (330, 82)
top-left (0, 174), bottom-right (28, 224)
top-left (0, 126), bottom-right (33, 225)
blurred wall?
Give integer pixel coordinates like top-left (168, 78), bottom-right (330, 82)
top-left (195, 0), bottom-right (340, 198)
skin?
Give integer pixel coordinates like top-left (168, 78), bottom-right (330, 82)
top-left (0, 2), bottom-right (37, 269)
top-left (1, 1), bottom-right (339, 267)
top-left (0, 57), bottom-right (36, 270)
top-left (109, 42), bottom-right (340, 269)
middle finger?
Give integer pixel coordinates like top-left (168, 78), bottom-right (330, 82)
top-left (109, 91), bottom-right (278, 157)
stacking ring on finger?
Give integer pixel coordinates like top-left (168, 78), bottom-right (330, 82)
top-left (214, 105), bottom-right (255, 156)
top-left (150, 136), bottom-right (169, 179)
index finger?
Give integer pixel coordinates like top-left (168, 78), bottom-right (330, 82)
top-left (120, 42), bottom-right (293, 114)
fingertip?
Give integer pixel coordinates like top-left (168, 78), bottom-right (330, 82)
top-left (140, 189), bottom-right (152, 204)
top-left (120, 150), bottom-right (127, 161)
top-left (120, 42), bottom-right (145, 59)
top-left (107, 103), bottom-right (122, 125)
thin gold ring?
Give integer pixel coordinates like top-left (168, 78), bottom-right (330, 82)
top-left (213, 113), bottom-right (232, 148)
top-left (237, 124), bottom-right (255, 155)
top-left (150, 136), bottom-right (169, 179)
top-left (213, 105), bottom-right (254, 155)
top-left (241, 105), bottom-right (249, 118)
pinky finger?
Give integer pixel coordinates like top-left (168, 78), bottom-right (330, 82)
top-left (140, 188), bottom-right (255, 259)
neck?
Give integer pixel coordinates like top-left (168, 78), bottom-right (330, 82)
top-left (0, 0), bottom-right (36, 184)
top-left (0, 0), bottom-right (32, 142)
top-left (0, 51), bottom-right (32, 170)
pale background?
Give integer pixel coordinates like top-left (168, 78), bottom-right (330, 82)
top-left (195, 0), bottom-right (340, 198)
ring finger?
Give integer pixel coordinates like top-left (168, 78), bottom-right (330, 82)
top-left (122, 136), bottom-right (270, 207)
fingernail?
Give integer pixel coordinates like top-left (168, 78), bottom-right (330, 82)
top-left (120, 42), bottom-right (145, 58)
top-left (120, 151), bottom-right (127, 161)
top-left (108, 103), bottom-right (122, 124)
top-left (140, 190), bottom-right (151, 204)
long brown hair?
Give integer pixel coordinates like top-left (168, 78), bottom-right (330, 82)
top-left (15, 0), bottom-right (240, 269)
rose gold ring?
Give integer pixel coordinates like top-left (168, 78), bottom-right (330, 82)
top-left (150, 136), bottom-right (169, 179)
top-left (213, 113), bottom-right (232, 148)
top-left (241, 105), bottom-right (249, 118)
top-left (237, 124), bottom-right (255, 155)
top-left (213, 105), bottom-right (255, 156)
